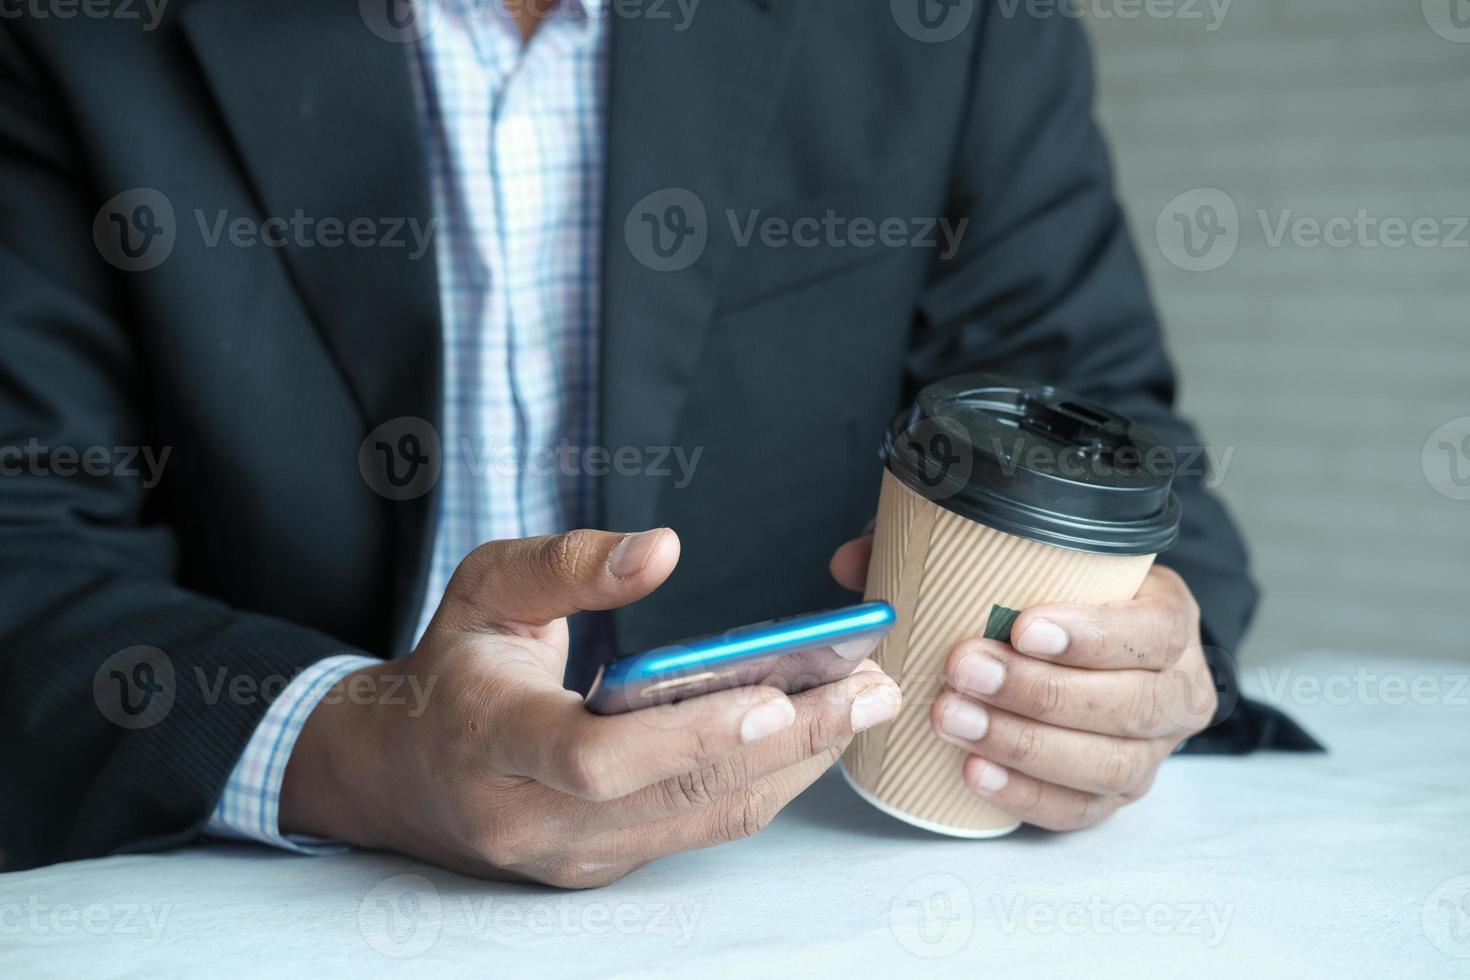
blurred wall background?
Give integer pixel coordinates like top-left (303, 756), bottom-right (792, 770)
top-left (1083, 0), bottom-right (1470, 664)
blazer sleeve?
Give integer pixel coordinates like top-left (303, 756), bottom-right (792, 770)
top-left (0, 25), bottom-right (366, 870)
top-left (906, 9), bottom-right (1318, 751)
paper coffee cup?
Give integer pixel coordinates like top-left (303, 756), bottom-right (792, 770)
top-left (840, 374), bottom-right (1182, 838)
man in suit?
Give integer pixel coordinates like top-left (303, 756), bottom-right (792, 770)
top-left (0, 0), bottom-right (1303, 886)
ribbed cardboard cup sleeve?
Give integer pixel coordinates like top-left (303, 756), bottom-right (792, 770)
top-left (840, 469), bottom-right (1156, 838)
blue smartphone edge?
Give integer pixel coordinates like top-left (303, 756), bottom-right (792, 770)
top-left (585, 600), bottom-right (897, 715)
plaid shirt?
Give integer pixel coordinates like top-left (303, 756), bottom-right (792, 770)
top-left (207, 0), bottom-right (608, 850)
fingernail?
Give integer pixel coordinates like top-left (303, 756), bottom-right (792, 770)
top-left (939, 698), bottom-right (989, 741)
top-left (954, 652), bottom-right (1004, 695)
top-left (608, 529), bottom-right (662, 578)
top-left (971, 760), bottom-right (1009, 793)
top-left (850, 684), bottom-right (901, 733)
top-left (1015, 619), bottom-right (1068, 656)
top-left (740, 698), bottom-right (796, 744)
top-left (830, 633), bottom-right (882, 662)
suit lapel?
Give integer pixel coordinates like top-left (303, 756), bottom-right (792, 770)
top-left (180, 0), bottom-right (805, 651)
top-left (600, 0), bottom-right (808, 535)
top-left (181, 0), bottom-right (442, 654)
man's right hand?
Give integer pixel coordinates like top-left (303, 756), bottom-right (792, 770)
top-left (278, 528), bottom-right (901, 888)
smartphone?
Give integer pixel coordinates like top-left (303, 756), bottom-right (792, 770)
top-left (584, 601), bottom-right (897, 715)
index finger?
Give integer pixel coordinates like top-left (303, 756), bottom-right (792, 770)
top-left (497, 660), bottom-right (899, 802)
top-left (1008, 565), bottom-right (1200, 671)
top-left (560, 662), bottom-right (900, 833)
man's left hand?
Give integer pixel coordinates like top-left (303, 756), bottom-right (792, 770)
top-left (831, 536), bottom-right (1216, 831)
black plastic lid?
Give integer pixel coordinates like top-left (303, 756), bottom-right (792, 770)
top-left (881, 374), bottom-right (1181, 556)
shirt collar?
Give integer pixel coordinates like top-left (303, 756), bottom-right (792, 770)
top-left (440, 0), bottom-right (605, 39)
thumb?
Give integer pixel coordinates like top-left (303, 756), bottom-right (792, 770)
top-left (442, 528), bottom-right (680, 631)
top-left (829, 534), bottom-right (873, 592)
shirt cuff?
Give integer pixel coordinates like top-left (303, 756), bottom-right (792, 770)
top-left (205, 654), bottom-right (380, 854)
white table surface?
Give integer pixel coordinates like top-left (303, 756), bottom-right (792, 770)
top-left (4, 651), bottom-right (1468, 979)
